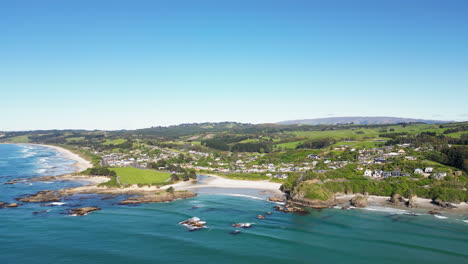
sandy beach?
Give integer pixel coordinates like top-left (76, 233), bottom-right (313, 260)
top-left (174, 174), bottom-right (282, 192)
top-left (20, 143), bottom-right (93, 173)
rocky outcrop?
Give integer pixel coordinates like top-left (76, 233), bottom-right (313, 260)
top-left (288, 182), bottom-right (336, 209)
top-left (289, 197), bottom-right (336, 209)
top-left (17, 190), bottom-right (61, 203)
top-left (350, 195), bottom-right (368, 208)
top-left (273, 204), bottom-right (309, 214)
top-left (68, 207), bottom-right (101, 216)
top-left (432, 198), bottom-right (458, 209)
top-left (0, 201), bottom-right (7, 208)
top-left (268, 196), bottom-right (284, 202)
top-left (118, 191), bottom-right (196, 205)
top-left (6, 203), bottom-right (20, 208)
top-left (406, 195), bottom-right (417, 208)
top-left (389, 193), bottom-right (405, 205)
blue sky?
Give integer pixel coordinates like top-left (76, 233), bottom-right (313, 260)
top-left (1, 0), bottom-right (467, 130)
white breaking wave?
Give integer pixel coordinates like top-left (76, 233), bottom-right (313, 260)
top-left (224, 193), bottom-right (265, 201)
top-left (35, 169), bottom-right (47, 174)
top-left (48, 202), bottom-right (66, 206)
top-left (360, 206), bottom-right (409, 214)
top-left (434, 215), bottom-right (448, 219)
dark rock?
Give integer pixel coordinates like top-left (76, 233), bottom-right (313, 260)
top-left (273, 205), bottom-right (284, 211)
top-left (350, 195), bottom-right (368, 208)
top-left (432, 198), bottom-right (458, 209)
top-left (389, 193), bottom-right (405, 205)
top-left (268, 196), bottom-right (284, 202)
top-left (229, 230), bottom-right (241, 235)
top-left (100, 196), bottom-right (117, 201)
top-left (341, 205), bottom-right (351, 210)
top-left (427, 210), bottom-right (441, 215)
top-left (33, 210), bottom-right (48, 215)
top-left (265, 211), bottom-right (272, 215)
top-left (0, 201), bottom-right (7, 208)
top-left (67, 207), bottom-right (101, 216)
top-left (17, 190), bottom-right (61, 203)
top-left (119, 191), bottom-right (196, 205)
top-left (284, 204), bottom-right (309, 215)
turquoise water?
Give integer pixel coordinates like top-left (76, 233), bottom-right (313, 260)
top-left (1, 144), bottom-right (467, 264)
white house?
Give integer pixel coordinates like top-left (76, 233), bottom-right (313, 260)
top-left (414, 168), bottom-right (424, 175)
top-left (424, 167), bottom-right (434, 173)
top-left (364, 169), bottom-right (373, 177)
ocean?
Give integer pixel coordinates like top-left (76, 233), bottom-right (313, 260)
top-left (0, 144), bottom-right (467, 264)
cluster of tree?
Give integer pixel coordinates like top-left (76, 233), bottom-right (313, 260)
top-left (99, 140), bottom-right (133, 151)
top-left (427, 146), bottom-right (468, 172)
top-left (201, 134), bottom-right (250, 151)
top-left (88, 167), bottom-right (116, 176)
top-left (379, 132), bottom-right (409, 139)
top-left (443, 125), bottom-right (468, 134)
top-left (296, 138), bottom-right (336, 149)
top-left (231, 142), bottom-right (272, 153)
top-left (170, 170), bottom-right (197, 181)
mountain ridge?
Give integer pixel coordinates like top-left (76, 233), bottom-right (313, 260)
top-left (277, 116), bottom-right (451, 125)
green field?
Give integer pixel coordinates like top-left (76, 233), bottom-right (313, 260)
top-left (103, 138), bottom-right (127, 145)
top-left (110, 167), bottom-right (171, 184)
top-left (275, 140), bottom-right (306, 149)
top-left (66, 137), bottom-right (85, 142)
top-left (6, 135), bottom-right (30, 143)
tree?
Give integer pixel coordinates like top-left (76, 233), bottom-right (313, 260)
top-left (166, 187), bottom-right (174, 193)
top-left (170, 173), bottom-right (180, 181)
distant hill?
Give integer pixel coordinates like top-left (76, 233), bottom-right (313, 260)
top-left (277, 117), bottom-right (450, 125)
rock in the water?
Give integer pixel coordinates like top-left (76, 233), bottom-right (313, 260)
top-left (229, 230), bottom-right (241, 235)
top-left (68, 207), bottom-right (101, 216)
top-left (265, 211), bottom-right (272, 215)
top-left (268, 196), bottom-right (284, 202)
top-left (33, 210), bottom-right (48, 215)
top-left (0, 201), bottom-right (7, 208)
top-left (179, 217), bottom-right (207, 231)
top-left (232, 223), bottom-right (252, 228)
top-left (350, 195), bottom-right (368, 208)
top-left (284, 204), bottom-right (309, 215)
top-left (6, 203), bottom-right (20, 208)
top-left (274, 205), bottom-right (284, 211)
top-left (257, 215), bottom-right (266, 219)
top-left (119, 191), bottom-right (196, 205)
top-left (341, 205), bottom-right (351, 210)
top-left (17, 190), bottom-right (61, 203)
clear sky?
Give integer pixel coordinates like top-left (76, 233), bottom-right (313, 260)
top-left (1, 0), bottom-right (467, 131)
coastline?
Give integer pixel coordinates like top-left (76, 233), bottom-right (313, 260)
top-left (18, 143), bottom-right (92, 173)
top-left (336, 194), bottom-right (468, 215)
top-left (2, 143), bottom-right (464, 215)
top-left (174, 173), bottom-right (282, 193)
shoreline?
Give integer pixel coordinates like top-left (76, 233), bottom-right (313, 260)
top-left (336, 194), bottom-right (468, 215)
top-left (17, 143), bottom-right (92, 173)
top-left (2, 143), bottom-right (464, 215)
top-left (173, 173), bottom-right (282, 193)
